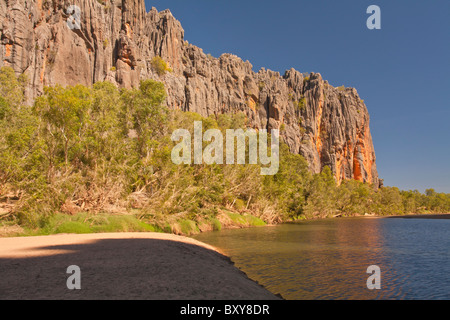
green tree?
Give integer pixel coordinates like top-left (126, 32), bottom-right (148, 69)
top-left (0, 67), bottom-right (25, 109)
top-left (86, 81), bottom-right (122, 163)
top-left (121, 80), bottom-right (167, 158)
top-left (263, 144), bottom-right (311, 218)
top-left (33, 85), bottom-right (93, 167)
top-left (336, 179), bottom-right (374, 215)
top-left (304, 166), bottom-right (338, 218)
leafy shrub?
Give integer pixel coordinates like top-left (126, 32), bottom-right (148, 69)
top-left (151, 56), bottom-right (172, 76)
top-left (296, 97), bottom-right (306, 111)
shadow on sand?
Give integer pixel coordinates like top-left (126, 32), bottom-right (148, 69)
top-left (0, 238), bottom-right (279, 300)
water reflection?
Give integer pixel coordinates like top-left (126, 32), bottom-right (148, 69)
top-left (194, 217), bottom-right (450, 300)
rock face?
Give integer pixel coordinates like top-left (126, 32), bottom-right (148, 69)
top-left (0, 0), bottom-right (379, 186)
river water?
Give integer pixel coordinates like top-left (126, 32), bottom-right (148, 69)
top-left (193, 216), bottom-right (450, 300)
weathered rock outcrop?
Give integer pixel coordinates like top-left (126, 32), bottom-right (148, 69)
top-left (0, 0), bottom-right (379, 186)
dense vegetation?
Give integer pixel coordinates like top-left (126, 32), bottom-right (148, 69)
top-left (0, 67), bottom-right (449, 235)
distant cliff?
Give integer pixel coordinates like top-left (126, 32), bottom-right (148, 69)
top-left (0, 0), bottom-right (379, 186)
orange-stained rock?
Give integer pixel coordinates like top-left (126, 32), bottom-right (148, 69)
top-left (5, 44), bottom-right (12, 57)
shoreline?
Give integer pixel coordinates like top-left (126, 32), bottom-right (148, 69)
top-left (383, 213), bottom-right (450, 219)
top-left (0, 232), bottom-right (282, 300)
top-left (285, 212), bottom-right (450, 223)
top-left (1, 212), bottom-right (448, 299)
top-left (2, 211), bottom-right (449, 239)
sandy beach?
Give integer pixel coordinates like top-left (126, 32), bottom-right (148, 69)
top-left (0, 232), bottom-right (280, 300)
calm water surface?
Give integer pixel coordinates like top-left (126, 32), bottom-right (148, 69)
top-left (194, 217), bottom-right (450, 300)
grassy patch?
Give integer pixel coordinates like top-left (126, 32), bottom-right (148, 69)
top-left (211, 218), bottom-right (222, 231)
top-left (179, 219), bottom-right (199, 235)
top-left (225, 211), bottom-right (266, 227)
top-left (4, 209), bottom-right (267, 238)
top-left (92, 215), bottom-right (157, 233)
top-left (55, 221), bottom-right (92, 234)
top-left (21, 212), bottom-right (160, 236)
top-left (244, 215), bottom-right (267, 226)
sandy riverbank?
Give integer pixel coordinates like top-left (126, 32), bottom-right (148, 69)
top-left (0, 232), bottom-right (281, 300)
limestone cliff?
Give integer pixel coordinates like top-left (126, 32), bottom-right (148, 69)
top-left (0, 0), bottom-right (379, 186)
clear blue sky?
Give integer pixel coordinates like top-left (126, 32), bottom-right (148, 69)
top-left (147, 0), bottom-right (450, 193)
